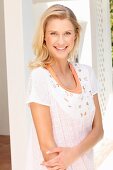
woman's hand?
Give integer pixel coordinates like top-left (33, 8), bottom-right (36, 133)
top-left (41, 146), bottom-right (78, 170)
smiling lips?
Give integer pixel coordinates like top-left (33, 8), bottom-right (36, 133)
top-left (54, 46), bottom-right (68, 51)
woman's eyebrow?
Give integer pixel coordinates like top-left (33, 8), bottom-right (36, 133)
top-left (47, 30), bottom-right (74, 32)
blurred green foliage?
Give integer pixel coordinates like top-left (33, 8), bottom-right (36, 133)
top-left (110, 0), bottom-right (113, 66)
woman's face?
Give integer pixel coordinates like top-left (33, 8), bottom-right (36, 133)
top-left (44, 18), bottom-right (76, 61)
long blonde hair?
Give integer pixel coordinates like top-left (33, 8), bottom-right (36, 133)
top-left (29, 4), bottom-right (81, 69)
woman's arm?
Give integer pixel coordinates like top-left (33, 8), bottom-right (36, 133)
top-left (42, 94), bottom-right (104, 169)
top-left (29, 102), bottom-right (58, 161)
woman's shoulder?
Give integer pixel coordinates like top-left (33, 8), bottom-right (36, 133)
top-left (28, 66), bottom-right (49, 83)
top-left (30, 66), bottom-right (48, 77)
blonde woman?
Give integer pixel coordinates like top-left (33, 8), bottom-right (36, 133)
top-left (26, 4), bottom-right (103, 170)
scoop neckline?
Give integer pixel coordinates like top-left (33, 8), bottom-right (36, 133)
top-left (46, 63), bottom-right (82, 94)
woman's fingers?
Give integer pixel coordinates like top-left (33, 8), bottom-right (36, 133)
top-left (44, 160), bottom-right (65, 170)
top-left (44, 157), bottom-right (59, 166)
top-left (49, 166), bottom-right (61, 170)
top-left (46, 147), bottom-right (62, 154)
top-left (45, 162), bottom-right (60, 168)
top-left (47, 166), bottom-right (63, 170)
top-left (48, 166), bottom-right (64, 170)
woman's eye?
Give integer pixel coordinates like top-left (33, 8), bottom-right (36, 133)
top-left (50, 32), bottom-right (57, 35)
top-left (65, 32), bottom-right (71, 35)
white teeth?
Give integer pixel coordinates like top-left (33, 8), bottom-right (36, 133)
top-left (55, 47), bottom-right (66, 50)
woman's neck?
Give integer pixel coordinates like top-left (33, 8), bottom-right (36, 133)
top-left (50, 60), bottom-right (70, 76)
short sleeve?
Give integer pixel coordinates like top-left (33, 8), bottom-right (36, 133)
top-left (87, 66), bottom-right (99, 95)
top-left (26, 68), bottom-right (50, 106)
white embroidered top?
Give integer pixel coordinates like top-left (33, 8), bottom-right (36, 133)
top-left (26, 63), bottom-right (98, 170)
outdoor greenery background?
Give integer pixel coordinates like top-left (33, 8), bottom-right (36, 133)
top-left (110, 0), bottom-right (113, 66)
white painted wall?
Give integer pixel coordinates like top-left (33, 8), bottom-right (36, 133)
top-left (3, 0), bottom-right (33, 169)
top-left (0, 0), bottom-right (9, 135)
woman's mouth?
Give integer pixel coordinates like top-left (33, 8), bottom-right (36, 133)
top-left (54, 46), bottom-right (68, 51)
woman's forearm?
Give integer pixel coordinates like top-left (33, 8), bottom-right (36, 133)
top-left (40, 140), bottom-right (58, 161)
top-left (29, 102), bottom-right (59, 161)
top-left (41, 128), bottom-right (103, 169)
top-left (73, 126), bottom-right (104, 158)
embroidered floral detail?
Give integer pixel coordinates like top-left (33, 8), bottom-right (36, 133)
top-left (81, 112), bottom-right (87, 117)
top-left (68, 105), bottom-right (72, 108)
top-left (83, 86), bottom-right (85, 92)
top-left (78, 69), bottom-right (81, 72)
top-left (81, 96), bottom-right (83, 100)
top-left (86, 102), bottom-right (89, 105)
top-left (53, 84), bottom-right (57, 88)
top-left (65, 91), bottom-right (73, 97)
top-left (78, 105), bottom-right (81, 108)
top-left (56, 84), bottom-right (59, 87)
top-left (84, 77), bottom-right (88, 81)
top-left (49, 74), bottom-right (52, 78)
top-left (65, 91), bottom-right (69, 96)
top-left (84, 112), bottom-right (86, 116)
top-left (89, 90), bottom-right (92, 95)
top-left (80, 113), bottom-right (83, 117)
top-left (69, 92), bottom-right (73, 96)
top-left (64, 98), bottom-right (69, 102)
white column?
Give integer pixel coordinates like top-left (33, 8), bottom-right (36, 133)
top-left (3, 0), bottom-right (33, 169)
top-left (90, 0), bottom-right (112, 115)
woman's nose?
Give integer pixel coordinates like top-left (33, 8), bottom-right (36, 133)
top-left (57, 35), bottom-right (65, 45)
